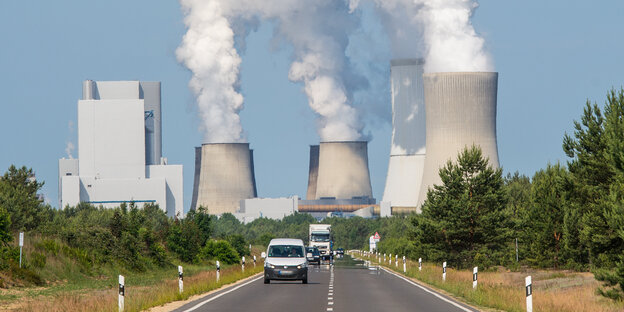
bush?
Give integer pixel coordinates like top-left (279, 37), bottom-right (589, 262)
top-left (30, 251), bottom-right (46, 268)
top-left (200, 240), bottom-right (240, 265)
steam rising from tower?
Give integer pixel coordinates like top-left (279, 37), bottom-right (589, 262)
top-left (177, 0), bottom-right (365, 142)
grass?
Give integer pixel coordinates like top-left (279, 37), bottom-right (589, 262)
top-left (0, 236), bottom-right (266, 311)
top-left (9, 262), bottom-right (263, 312)
top-left (353, 251), bottom-right (624, 312)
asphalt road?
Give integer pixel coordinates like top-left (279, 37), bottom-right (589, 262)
top-left (173, 256), bottom-right (478, 312)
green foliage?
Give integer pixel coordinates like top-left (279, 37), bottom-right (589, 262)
top-left (523, 163), bottom-right (569, 268)
top-left (0, 165), bottom-right (49, 232)
top-left (417, 146), bottom-right (511, 269)
top-left (200, 240), bottom-right (240, 264)
top-left (227, 234), bottom-right (249, 257)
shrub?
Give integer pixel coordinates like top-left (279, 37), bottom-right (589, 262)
top-left (200, 240), bottom-right (240, 265)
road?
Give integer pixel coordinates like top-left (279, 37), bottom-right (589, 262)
top-left (173, 256), bottom-right (478, 312)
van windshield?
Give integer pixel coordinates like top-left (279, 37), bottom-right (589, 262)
top-left (268, 245), bottom-right (304, 258)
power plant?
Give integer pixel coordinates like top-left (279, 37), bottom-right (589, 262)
top-left (382, 59), bottom-right (426, 214)
top-left (58, 80), bottom-right (184, 217)
top-left (191, 143), bottom-right (258, 215)
top-left (416, 72), bottom-right (499, 209)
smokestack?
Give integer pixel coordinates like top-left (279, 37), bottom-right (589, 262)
top-left (417, 72), bottom-right (499, 209)
top-left (191, 143), bottom-right (257, 214)
top-left (312, 141), bottom-right (373, 200)
top-left (382, 59), bottom-right (426, 213)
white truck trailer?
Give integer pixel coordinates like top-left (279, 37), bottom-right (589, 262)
top-left (309, 224), bottom-right (332, 261)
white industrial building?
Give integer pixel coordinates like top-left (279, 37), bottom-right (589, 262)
top-left (59, 80), bottom-right (183, 217)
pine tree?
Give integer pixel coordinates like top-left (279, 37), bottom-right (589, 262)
top-left (417, 146), bottom-right (511, 269)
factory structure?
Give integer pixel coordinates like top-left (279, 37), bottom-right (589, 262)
top-left (57, 61), bottom-right (499, 221)
top-left (58, 80), bottom-right (183, 217)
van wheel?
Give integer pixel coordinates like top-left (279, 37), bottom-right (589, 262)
top-left (264, 278), bottom-right (270, 284)
top-left (302, 277), bottom-right (308, 284)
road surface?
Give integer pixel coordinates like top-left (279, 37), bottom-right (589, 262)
top-left (173, 256), bottom-right (478, 312)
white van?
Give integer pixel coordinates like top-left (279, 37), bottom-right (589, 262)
top-left (263, 238), bottom-right (308, 284)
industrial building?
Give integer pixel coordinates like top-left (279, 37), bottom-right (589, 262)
top-left (417, 72), bottom-right (499, 209)
top-left (190, 143), bottom-right (258, 215)
top-left (382, 59), bottom-right (427, 214)
top-left (58, 80), bottom-right (183, 217)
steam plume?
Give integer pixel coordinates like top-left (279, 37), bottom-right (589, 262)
top-left (177, 0), bottom-right (365, 142)
top-left (350, 0), bottom-right (494, 73)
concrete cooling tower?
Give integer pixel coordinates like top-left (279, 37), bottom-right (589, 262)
top-left (382, 59), bottom-right (426, 214)
top-left (191, 143), bottom-right (258, 214)
top-left (310, 141), bottom-right (373, 200)
top-left (306, 145), bottom-right (320, 200)
top-left (417, 72), bottom-right (499, 209)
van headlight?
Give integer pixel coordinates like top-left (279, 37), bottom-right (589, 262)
top-left (265, 263), bottom-right (275, 269)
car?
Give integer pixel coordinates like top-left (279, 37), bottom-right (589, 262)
top-left (306, 246), bottom-right (321, 264)
top-left (263, 238), bottom-right (308, 284)
top-left (336, 248), bottom-right (344, 255)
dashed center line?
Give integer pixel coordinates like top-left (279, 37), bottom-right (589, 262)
top-left (327, 265), bottom-right (335, 312)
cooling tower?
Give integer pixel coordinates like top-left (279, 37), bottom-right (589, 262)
top-left (306, 145), bottom-right (319, 200)
top-left (191, 143), bottom-right (257, 214)
top-left (382, 59), bottom-right (426, 213)
top-left (417, 72), bottom-right (499, 209)
top-left (313, 141), bottom-right (373, 200)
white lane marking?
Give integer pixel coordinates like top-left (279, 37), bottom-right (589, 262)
top-left (327, 308), bottom-right (333, 311)
top-left (379, 267), bottom-right (473, 312)
top-left (181, 274), bottom-right (263, 312)
top-left (328, 297), bottom-right (333, 300)
top-left (328, 301), bottom-right (334, 305)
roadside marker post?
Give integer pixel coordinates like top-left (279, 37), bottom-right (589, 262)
top-left (242, 256), bottom-right (245, 272)
top-left (216, 260), bottom-right (220, 282)
top-left (395, 254), bottom-right (398, 267)
top-left (118, 275), bottom-right (125, 312)
top-left (18, 232), bottom-right (24, 268)
top-left (442, 262), bottom-right (447, 281)
top-left (389, 253), bottom-right (392, 265)
top-left (253, 255), bottom-right (257, 267)
top-left (472, 267), bottom-right (478, 289)
top-left (419, 258), bottom-right (422, 271)
top-left (384, 253), bottom-right (386, 262)
top-left (178, 265), bottom-right (184, 294)
top-left (403, 256), bottom-right (406, 273)
top-left (526, 276), bottom-right (533, 312)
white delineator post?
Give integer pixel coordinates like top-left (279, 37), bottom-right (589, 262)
top-left (178, 265), bottom-right (183, 294)
top-left (216, 260), bottom-right (220, 282)
top-left (384, 253), bottom-right (386, 262)
top-left (395, 254), bottom-right (398, 267)
top-left (253, 255), bottom-right (257, 267)
top-left (242, 256), bottom-right (245, 272)
top-left (389, 253), bottom-right (392, 265)
top-left (419, 258), bottom-right (422, 271)
top-left (118, 275), bottom-right (125, 312)
top-left (442, 262), bottom-right (447, 281)
top-left (19, 232), bottom-right (24, 268)
top-left (473, 267), bottom-right (478, 289)
top-left (526, 276), bottom-right (533, 312)
top-left (403, 256), bottom-right (406, 273)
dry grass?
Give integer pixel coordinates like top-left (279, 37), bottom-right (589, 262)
top-left (355, 252), bottom-right (624, 312)
top-left (13, 264), bottom-right (263, 312)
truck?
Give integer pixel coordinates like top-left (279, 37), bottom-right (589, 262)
top-left (309, 224), bottom-right (332, 262)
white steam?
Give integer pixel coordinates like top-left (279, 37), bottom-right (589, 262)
top-left (177, 0), bottom-right (364, 142)
top-left (351, 0), bottom-right (493, 73)
top-left (177, 0), bottom-right (245, 143)
top-left (177, 0), bottom-right (493, 143)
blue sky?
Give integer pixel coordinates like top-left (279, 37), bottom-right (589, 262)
top-left (1, 1), bottom-right (623, 212)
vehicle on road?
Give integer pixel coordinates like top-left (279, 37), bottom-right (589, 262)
top-left (309, 224), bottom-right (332, 261)
top-left (336, 248), bottom-right (344, 255)
top-left (263, 238), bottom-right (308, 284)
top-left (306, 246), bottom-right (321, 264)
